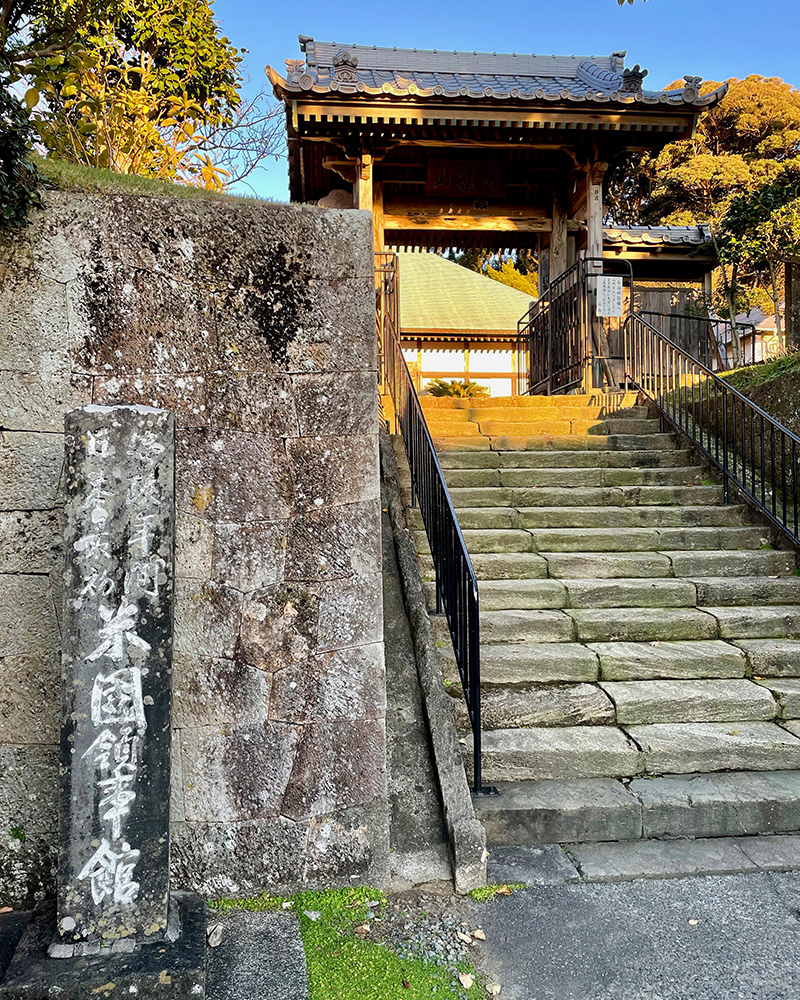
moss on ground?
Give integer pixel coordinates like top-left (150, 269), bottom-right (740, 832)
top-left (33, 154), bottom-right (273, 204)
top-left (209, 887), bottom-right (484, 999)
top-left (467, 884), bottom-right (525, 903)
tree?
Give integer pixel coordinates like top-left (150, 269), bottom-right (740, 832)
top-left (25, 0), bottom-right (242, 187)
top-left (449, 248), bottom-right (538, 298)
top-left (0, 1), bottom-right (112, 224)
top-left (720, 167), bottom-right (800, 351)
top-left (606, 76), bottom-right (800, 350)
top-left (486, 259), bottom-right (538, 298)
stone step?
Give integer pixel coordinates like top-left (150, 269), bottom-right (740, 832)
top-left (468, 553), bottom-right (550, 580)
top-left (474, 726), bottom-right (642, 781)
top-left (432, 435), bottom-right (492, 451)
top-left (448, 485), bottom-right (725, 508)
top-left (406, 505), bottom-right (750, 531)
top-left (566, 834), bottom-right (800, 882)
top-left (479, 610), bottom-right (576, 644)
top-left (483, 432), bottom-right (678, 452)
top-left (476, 418), bottom-right (662, 438)
top-left (426, 422), bottom-right (483, 438)
top-left (454, 683), bottom-right (615, 730)
top-left (460, 529), bottom-right (535, 554)
top-left (543, 551), bottom-right (673, 578)
top-left (419, 526), bottom-right (766, 558)
top-left (478, 643), bottom-right (600, 686)
top-left (732, 639), bottom-right (800, 677)
top-left (444, 467), bottom-right (704, 489)
top-left (437, 449), bottom-right (696, 470)
top-left (474, 577), bottom-right (695, 611)
top-left (467, 405), bottom-right (651, 423)
top-left (566, 607), bottom-right (719, 643)
top-left (497, 467), bottom-right (703, 488)
top-left (476, 771), bottom-right (800, 846)
top-left (559, 578), bottom-right (698, 609)
top-left (692, 577), bottom-right (800, 606)
top-left (514, 506), bottom-right (749, 529)
top-left (419, 393), bottom-right (641, 412)
top-left (701, 605), bottom-right (800, 639)
top-left (601, 679), bottom-right (777, 725)
top-left (532, 526), bottom-right (764, 553)
top-left (753, 679), bottom-right (800, 718)
top-left (475, 777), bottom-right (643, 846)
top-left (416, 551), bottom-right (550, 582)
top-left (626, 721), bottom-right (800, 774)
top-left (667, 549), bottom-right (795, 577)
top-left (632, 770), bottom-right (800, 840)
top-left (588, 640), bottom-right (748, 680)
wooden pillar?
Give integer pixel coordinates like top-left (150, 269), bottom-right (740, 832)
top-left (511, 348), bottom-right (518, 396)
top-left (372, 180), bottom-right (384, 252)
top-left (355, 154), bottom-right (373, 213)
top-left (538, 235), bottom-right (551, 293)
top-left (586, 160), bottom-right (612, 388)
top-left (586, 161), bottom-right (607, 273)
top-left (549, 198), bottom-right (568, 282)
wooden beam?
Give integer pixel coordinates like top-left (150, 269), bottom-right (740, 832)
top-left (384, 214), bottom-right (551, 232)
top-left (385, 198), bottom-right (548, 221)
top-left (296, 102), bottom-right (692, 132)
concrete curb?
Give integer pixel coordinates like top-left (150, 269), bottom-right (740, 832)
top-left (380, 429), bottom-right (487, 893)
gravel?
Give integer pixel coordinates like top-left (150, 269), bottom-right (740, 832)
top-left (375, 890), bottom-right (485, 998)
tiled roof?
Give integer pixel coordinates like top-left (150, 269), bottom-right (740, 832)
top-left (268, 37), bottom-right (726, 108)
top-left (605, 226), bottom-right (712, 246)
top-left (397, 250), bottom-right (535, 335)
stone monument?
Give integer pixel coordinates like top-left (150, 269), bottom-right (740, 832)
top-left (0, 405), bottom-right (206, 999)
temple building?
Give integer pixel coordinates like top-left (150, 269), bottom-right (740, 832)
top-left (267, 38), bottom-right (724, 268)
top-left (268, 38), bottom-right (726, 387)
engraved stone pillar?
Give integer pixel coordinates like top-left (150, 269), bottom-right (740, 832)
top-left (0, 404), bottom-right (206, 999)
top-left (56, 404), bottom-right (175, 947)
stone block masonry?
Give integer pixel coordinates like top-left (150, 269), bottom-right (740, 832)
top-left (0, 192), bottom-right (388, 906)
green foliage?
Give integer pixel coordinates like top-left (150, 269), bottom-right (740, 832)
top-left (468, 884), bottom-right (525, 902)
top-left (10, 826), bottom-right (26, 842)
top-left (609, 76), bottom-right (800, 227)
top-left (425, 379), bottom-right (489, 398)
top-left (24, 0), bottom-right (242, 187)
top-left (719, 350), bottom-right (800, 393)
top-left (0, 86), bottom-right (42, 226)
top-left (209, 888), bottom-right (484, 1000)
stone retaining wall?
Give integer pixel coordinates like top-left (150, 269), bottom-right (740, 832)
top-left (0, 192), bottom-right (388, 906)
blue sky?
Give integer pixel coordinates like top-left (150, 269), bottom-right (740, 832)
top-left (213, 0), bottom-right (800, 201)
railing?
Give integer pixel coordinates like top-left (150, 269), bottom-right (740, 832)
top-left (516, 258), bottom-right (634, 395)
top-left (624, 312), bottom-right (800, 544)
top-left (517, 260), bottom-right (586, 395)
top-left (376, 251), bottom-right (492, 795)
top-left (639, 310), bottom-right (759, 370)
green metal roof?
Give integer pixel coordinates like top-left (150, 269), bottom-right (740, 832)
top-left (397, 250), bottom-right (535, 336)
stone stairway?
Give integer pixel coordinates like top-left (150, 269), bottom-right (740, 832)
top-left (404, 392), bottom-right (800, 849)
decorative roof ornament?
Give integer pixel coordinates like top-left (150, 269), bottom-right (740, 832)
top-left (285, 59), bottom-right (305, 84)
top-left (682, 75), bottom-right (703, 101)
top-left (621, 64), bottom-right (648, 93)
top-left (333, 49), bottom-right (360, 84)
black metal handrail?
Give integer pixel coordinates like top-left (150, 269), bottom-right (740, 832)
top-left (376, 251), bottom-right (490, 795)
top-left (639, 310), bottom-right (759, 370)
top-left (624, 312), bottom-right (800, 544)
top-left (517, 257), bottom-right (634, 395)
